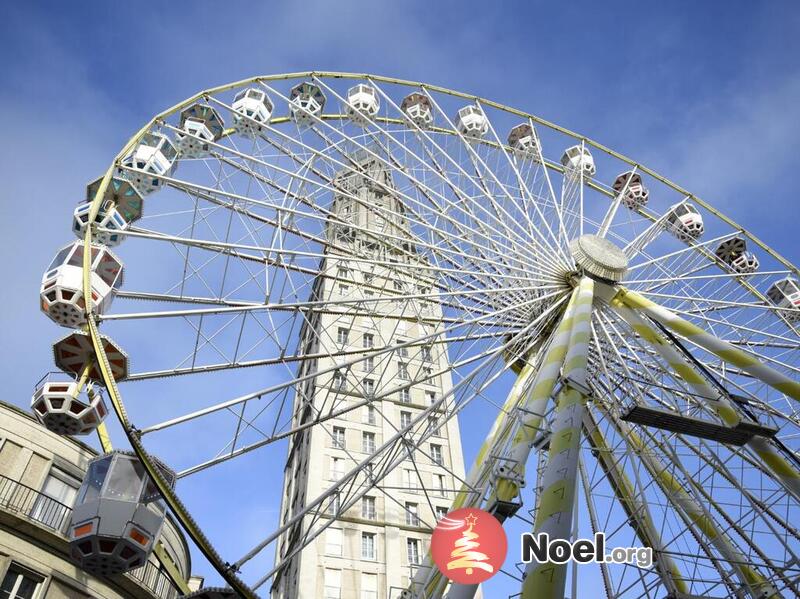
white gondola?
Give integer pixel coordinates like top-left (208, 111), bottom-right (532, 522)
top-left (766, 277), bottom-right (800, 322)
top-left (69, 451), bottom-right (174, 575)
top-left (176, 103), bottom-right (224, 158)
top-left (52, 330), bottom-right (129, 382)
top-left (40, 242), bottom-right (123, 328)
top-left (289, 81), bottom-right (326, 125)
top-left (231, 88), bottom-right (273, 137)
top-left (715, 236), bottom-right (759, 274)
top-left (612, 171), bottom-right (649, 210)
top-left (507, 123), bottom-right (540, 160)
top-left (401, 93), bottom-right (433, 128)
top-left (117, 132), bottom-right (177, 195)
top-left (665, 202), bottom-right (704, 242)
top-left (455, 105), bottom-right (489, 140)
top-left (31, 372), bottom-right (107, 436)
top-left (561, 145), bottom-right (596, 178)
top-left (73, 177), bottom-right (144, 246)
top-left (345, 84), bottom-right (379, 126)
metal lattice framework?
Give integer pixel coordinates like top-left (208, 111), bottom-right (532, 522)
top-left (40, 72), bottom-right (800, 599)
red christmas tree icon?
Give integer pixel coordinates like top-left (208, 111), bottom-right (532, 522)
top-left (446, 513), bottom-right (494, 575)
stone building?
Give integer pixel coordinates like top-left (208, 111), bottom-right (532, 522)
top-left (0, 400), bottom-right (195, 599)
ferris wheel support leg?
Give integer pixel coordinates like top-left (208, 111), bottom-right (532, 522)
top-left (582, 409), bottom-right (687, 596)
top-left (607, 295), bottom-right (800, 502)
top-left (594, 399), bottom-right (778, 599)
top-left (521, 277), bottom-right (594, 599)
top-left (615, 287), bottom-right (800, 403)
top-left (409, 291), bottom-right (581, 599)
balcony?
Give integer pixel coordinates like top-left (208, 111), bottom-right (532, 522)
top-left (0, 474), bottom-right (180, 599)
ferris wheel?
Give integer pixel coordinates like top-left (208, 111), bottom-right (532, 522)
top-left (33, 72), bottom-right (800, 599)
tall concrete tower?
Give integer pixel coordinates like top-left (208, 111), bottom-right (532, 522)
top-left (273, 152), bottom-right (468, 599)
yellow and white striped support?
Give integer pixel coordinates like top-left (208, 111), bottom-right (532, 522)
top-left (413, 292), bottom-right (580, 599)
top-left (521, 277), bottom-right (594, 599)
top-left (616, 287), bottom-right (800, 403)
top-left (607, 295), bottom-right (800, 502)
top-left (582, 410), bottom-right (688, 596)
top-left (441, 290), bottom-right (582, 599)
top-left (606, 407), bottom-right (778, 599)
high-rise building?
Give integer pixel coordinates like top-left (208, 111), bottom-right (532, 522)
top-left (273, 153), bottom-right (468, 598)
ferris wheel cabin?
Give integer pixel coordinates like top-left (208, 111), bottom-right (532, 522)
top-left (665, 202), bottom-right (704, 241)
top-left (289, 82), bottom-right (326, 125)
top-left (231, 88), bottom-right (273, 137)
top-left (612, 171), bottom-right (649, 210)
top-left (345, 84), bottom-right (380, 126)
top-left (69, 451), bottom-right (175, 575)
top-left (73, 177), bottom-right (144, 246)
top-left (507, 123), bottom-right (540, 160)
top-left (40, 242), bottom-right (123, 328)
top-left (766, 277), bottom-right (800, 322)
top-left (561, 145), bottom-right (596, 178)
top-left (715, 236), bottom-right (759, 274)
top-left (176, 103), bottom-right (225, 158)
top-left (455, 105), bottom-right (489, 140)
top-left (118, 132), bottom-right (177, 195)
top-left (31, 372), bottom-right (108, 436)
top-left (401, 93), bottom-right (434, 128)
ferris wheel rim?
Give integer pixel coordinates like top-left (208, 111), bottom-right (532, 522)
top-left (71, 72), bottom-right (800, 598)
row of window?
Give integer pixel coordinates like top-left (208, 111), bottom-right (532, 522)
top-left (329, 440), bottom-right (444, 464)
top-left (323, 568), bottom-right (377, 599)
top-left (328, 494), bottom-right (449, 525)
top-left (324, 530), bottom-right (423, 564)
top-left (335, 328), bottom-right (435, 362)
top-left (331, 364), bottom-right (438, 395)
top-left (328, 460), bottom-right (450, 494)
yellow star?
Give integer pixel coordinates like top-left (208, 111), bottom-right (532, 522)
top-left (465, 513), bottom-right (478, 528)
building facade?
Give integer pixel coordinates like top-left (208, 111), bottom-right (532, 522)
top-left (273, 155), bottom-right (469, 599)
top-left (0, 400), bottom-right (193, 599)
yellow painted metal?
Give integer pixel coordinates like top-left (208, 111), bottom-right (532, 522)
top-left (153, 543), bottom-right (192, 595)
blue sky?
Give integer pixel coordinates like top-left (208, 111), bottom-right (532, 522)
top-left (1, 1), bottom-right (799, 596)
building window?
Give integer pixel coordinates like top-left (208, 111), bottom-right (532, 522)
top-left (404, 469), bottom-right (416, 491)
top-left (333, 370), bottom-right (346, 391)
top-left (397, 362), bottom-right (409, 380)
top-left (339, 283), bottom-right (350, 294)
top-left (361, 572), bottom-right (378, 599)
top-left (396, 340), bottom-right (409, 358)
top-left (400, 388), bottom-right (411, 403)
top-left (421, 345), bottom-right (433, 362)
top-left (332, 427), bottom-right (346, 449)
top-left (431, 444), bottom-right (443, 466)
top-left (331, 457), bottom-right (344, 480)
top-left (435, 506), bottom-right (448, 521)
top-left (435, 474), bottom-right (446, 496)
top-left (363, 378), bottom-right (375, 397)
top-left (400, 411), bottom-right (412, 429)
top-left (361, 532), bottom-right (376, 560)
top-left (427, 416), bottom-right (441, 437)
top-left (328, 493), bottom-right (341, 515)
top-left (0, 564), bottom-right (43, 599)
top-left (426, 391), bottom-right (436, 406)
top-left (407, 539), bottom-right (421, 565)
top-left (362, 496), bottom-right (376, 520)
top-left (405, 502), bottom-right (419, 527)
top-left (363, 333), bottom-right (374, 348)
top-left (338, 267), bottom-right (350, 281)
top-left (31, 469), bottom-right (78, 530)
top-left (364, 405), bottom-right (376, 425)
top-left (337, 327), bottom-right (350, 346)
top-left (324, 568), bottom-right (341, 599)
top-left (422, 367), bottom-right (433, 381)
top-left (362, 432), bottom-right (376, 454)
top-left (362, 355), bottom-right (374, 372)
top-left (326, 528), bottom-right (343, 556)
top-left (364, 272), bottom-right (374, 284)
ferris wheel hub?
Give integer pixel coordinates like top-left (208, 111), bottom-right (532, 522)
top-left (569, 234), bottom-right (628, 282)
